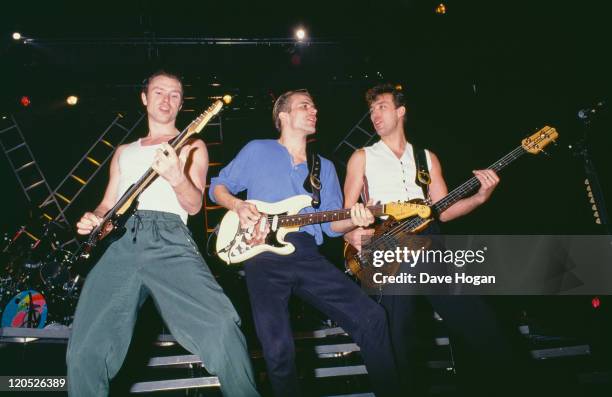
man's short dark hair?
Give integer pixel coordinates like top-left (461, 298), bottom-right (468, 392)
top-left (142, 70), bottom-right (184, 97)
top-left (365, 83), bottom-right (405, 108)
top-left (272, 89), bottom-right (312, 132)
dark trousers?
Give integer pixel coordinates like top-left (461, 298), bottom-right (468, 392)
top-left (378, 224), bottom-right (523, 394)
top-left (380, 294), bottom-right (521, 394)
top-left (244, 233), bottom-right (400, 397)
top-left (67, 211), bottom-right (259, 397)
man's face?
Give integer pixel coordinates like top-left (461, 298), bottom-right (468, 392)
top-left (369, 93), bottom-right (405, 137)
top-left (141, 75), bottom-right (183, 125)
top-left (283, 93), bottom-right (318, 135)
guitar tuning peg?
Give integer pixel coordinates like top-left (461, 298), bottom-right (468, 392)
top-left (540, 148), bottom-right (549, 156)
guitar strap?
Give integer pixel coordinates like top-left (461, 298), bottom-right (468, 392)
top-left (303, 147), bottom-right (322, 209)
top-left (413, 145), bottom-right (431, 199)
top-left (361, 175), bottom-right (370, 204)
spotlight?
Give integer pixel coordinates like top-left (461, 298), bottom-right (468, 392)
top-left (222, 94), bottom-right (233, 105)
top-left (20, 96), bottom-right (31, 107)
top-left (435, 3), bottom-right (447, 14)
top-left (295, 28), bottom-right (306, 41)
top-left (66, 95), bottom-right (79, 106)
top-left (12, 32), bottom-right (22, 40)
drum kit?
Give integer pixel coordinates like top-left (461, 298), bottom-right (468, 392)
top-left (1, 223), bottom-right (81, 329)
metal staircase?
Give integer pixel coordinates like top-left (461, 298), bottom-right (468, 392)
top-left (39, 112), bottom-right (145, 224)
top-left (333, 110), bottom-right (378, 166)
top-left (202, 114), bottom-right (226, 235)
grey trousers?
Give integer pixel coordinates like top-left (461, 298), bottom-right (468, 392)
top-left (66, 210), bottom-right (259, 397)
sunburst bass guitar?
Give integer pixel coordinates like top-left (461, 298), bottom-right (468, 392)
top-left (345, 126), bottom-right (559, 285)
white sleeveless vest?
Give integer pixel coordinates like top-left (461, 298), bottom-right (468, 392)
top-left (116, 139), bottom-right (188, 224)
top-left (364, 140), bottom-right (432, 203)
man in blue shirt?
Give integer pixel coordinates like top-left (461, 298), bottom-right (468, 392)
top-left (210, 89), bottom-right (400, 396)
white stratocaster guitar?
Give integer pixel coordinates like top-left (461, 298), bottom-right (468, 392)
top-left (215, 195), bottom-right (431, 264)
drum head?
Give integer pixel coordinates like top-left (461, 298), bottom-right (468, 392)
top-left (40, 258), bottom-right (71, 288)
top-left (1, 289), bottom-right (47, 328)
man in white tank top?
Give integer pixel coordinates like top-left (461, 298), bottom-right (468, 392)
top-left (343, 84), bottom-right (521, 394)
top-left (66, 71), bottom-right (259, 397)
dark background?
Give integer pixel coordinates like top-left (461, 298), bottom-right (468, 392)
top-left (1, 0), bottom-right (611, 332)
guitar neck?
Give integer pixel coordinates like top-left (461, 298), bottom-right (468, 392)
top-left (432, 145), bottom-right (527, 216)
top-left (105, 121), bottom-right (201, 218)
top-left (276, 204), bottom-right (386, 228)
top-left (361, 126), bottom-right (558, 249)
top-left (85, 100), bottom-right (224, 246)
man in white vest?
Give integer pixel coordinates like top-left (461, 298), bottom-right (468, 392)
top-left (343, 83), bottom-right (520, 394)
top-left (66, 70), bottom-right (259, 397)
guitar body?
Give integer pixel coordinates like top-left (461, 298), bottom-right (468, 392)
top-left (216, 195), bottom-right (313, 264)
top-left (345, 212), bottom-right (433, 287)
top-left (72, 201), bottom-right (137, 276)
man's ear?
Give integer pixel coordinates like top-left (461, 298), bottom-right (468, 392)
top-left (278, 111), bottom-right (288, 128)
top-left (141, 92), bottom-right (148, 106)
top-left (397, 105), bottom-right (406, 118)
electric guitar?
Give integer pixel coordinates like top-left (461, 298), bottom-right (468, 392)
top-left (345, 126), bottom-right (559, 285)
top-left (73, 100), bottom-right (225, 271)
top-left (216, 195), bottom-right (432, 264)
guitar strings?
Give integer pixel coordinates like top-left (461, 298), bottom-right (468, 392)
top-left (263, 205), bottom-right (385, 225)
top-left (359, 144), bottom-right (529, 258)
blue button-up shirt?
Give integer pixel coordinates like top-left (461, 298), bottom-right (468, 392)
top-left (209, 139), bottom-right (343, 244)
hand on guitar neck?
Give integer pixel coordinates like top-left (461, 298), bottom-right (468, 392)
top-left (333, 200), bottom-right (376, 233)
top-left (76, 212), bottom-right (104, 235)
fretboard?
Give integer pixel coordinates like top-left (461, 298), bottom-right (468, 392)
top-left (90, 119), bottom-right (201, 239)
top-left (274, 205), bottom-right (386, 228)
top-left (432, 145), bottom-right (527, 215)
top-left (397, 145), bottom-right (528, 234)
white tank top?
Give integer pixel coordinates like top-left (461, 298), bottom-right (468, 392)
top-left (364, 140), bottom-right (432, 203)
top-left (116, 139), bottom-right (188, 223)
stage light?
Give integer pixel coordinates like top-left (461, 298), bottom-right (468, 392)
top-left (435, 3), bottom-right (447, 14)
top-left (12, 32), bottom-right (22, 40)
top-left (222, 94), bottom-right (232, 105)
top-left (20, 96), bottom-right (31, 107)
top-left (592, 296), bottom-right (601, 309)
top-left (395, 84), bottom-right (403, 91)
top-left (295, 28), bottom-right (306, 41)
top-left (66, 95), bottom-right (79, 106)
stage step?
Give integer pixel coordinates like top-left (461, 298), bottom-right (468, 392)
top-left (130, 376), bottom-right (220, 393)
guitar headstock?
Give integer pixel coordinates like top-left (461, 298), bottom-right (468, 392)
top-left (522, 126), bottom-right (559, 154)
top-left (384, 201), bottom-right (432, 220)
top-left (186, 100), bottom-right (224, 136)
